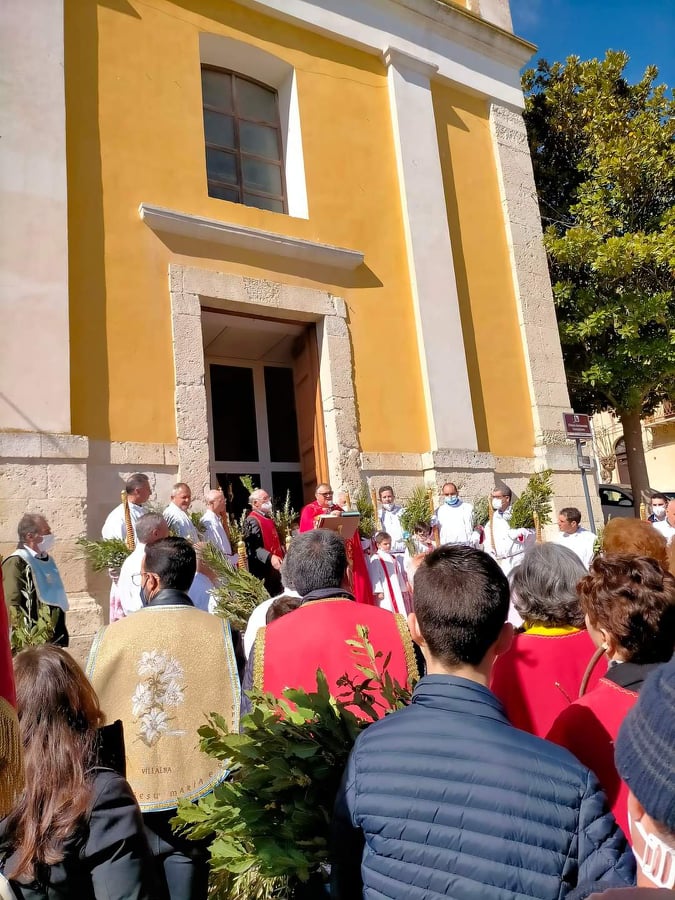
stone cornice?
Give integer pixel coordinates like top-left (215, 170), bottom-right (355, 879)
top-left (139, 204), bottom-right (365, 271)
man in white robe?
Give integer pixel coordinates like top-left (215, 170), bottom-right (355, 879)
top-left (377, 487), bottom-right (406, 568)
top-left (163, 482), bottom-right (199, 542)
top-left (101, 473), bottom-right (151, 622)
top-left (201, 488), bottom-right (238, 566)
top-left (433, 482), bottom-right (480, 548)
top-left (653, 499), bottom-right (675, 545)
top-left (101, 473), bottom-right (151, 541)
top-left (552, 507), bottom-right (597, 569)
top-left (117, 513), bottom-right (170, 615)
top-left (484, 486), bottom-right (534, 576)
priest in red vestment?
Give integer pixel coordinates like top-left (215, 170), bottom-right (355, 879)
top-left (243, 488), bottom-right (285, 595)
top-left (299, 483), bottom-right (374, 605)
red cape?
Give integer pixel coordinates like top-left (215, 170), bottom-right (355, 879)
top-left (490, 629), bottom-right (605, 738)
top-left (256, 599), bottom-right (418, 719)
top-left (299, 502), bottom-right (374, 605)
top-left (547, 678), bottom-right (637, 839)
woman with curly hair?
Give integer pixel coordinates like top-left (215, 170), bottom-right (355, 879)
top-left (490, 543), bottom-right (604, 737)
top-left (547, 555), bottom-right (675, 839)
top-left (0, 646), bottom-right (154, 899)
top-left (602, 517), bottom-right (669, 569)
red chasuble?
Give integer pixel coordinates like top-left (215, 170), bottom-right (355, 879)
top-left (547, 679), bottom-right (638, 839)
top-left (490, 628), bottom-right (605, 738)
top-left (247, 509), bottom-right (285, 559)
top-left (299, 501), bottom-right (374, 605)
top-left (254, 599), bottom-right (418, 719)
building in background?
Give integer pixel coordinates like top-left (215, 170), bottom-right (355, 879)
top-left (1, 0), bottom-right (597, 648)
top-left (594, 404), bottom-right (675, 491)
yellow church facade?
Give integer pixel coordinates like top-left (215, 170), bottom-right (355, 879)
top-left (1, 0), bottom-right (591, 647)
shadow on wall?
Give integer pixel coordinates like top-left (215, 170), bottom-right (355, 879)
top-left (66, 0), bottom-right (111, 440)
top-left (150, 230), bottom-right (383, 290)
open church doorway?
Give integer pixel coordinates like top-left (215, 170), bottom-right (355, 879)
top-left (202, 309), bottom-right (328, 520)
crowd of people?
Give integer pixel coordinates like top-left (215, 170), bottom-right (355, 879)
top-left (0, 473), bottom-right (673, 899)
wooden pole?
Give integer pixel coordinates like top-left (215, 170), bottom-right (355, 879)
top-left (122, 490), bottom-right (136, 551)
top-left (427, 488), bottom-right (440, 548)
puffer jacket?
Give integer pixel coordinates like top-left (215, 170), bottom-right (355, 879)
top-left (331, 676), bottom-right (635, 900)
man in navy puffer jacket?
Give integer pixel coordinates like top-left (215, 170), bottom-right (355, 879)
top-left (331, 546), bottom-right (635, 899)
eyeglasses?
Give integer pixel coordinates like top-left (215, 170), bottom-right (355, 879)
top-left (131, 573), bottom-right (148, 586)
top-left (317, 492), bottom-right (333, 497)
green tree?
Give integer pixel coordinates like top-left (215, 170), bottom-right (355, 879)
top-left (523, 51), bottom-right (675, 507)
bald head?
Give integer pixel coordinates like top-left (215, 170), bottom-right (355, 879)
top-left (206, 489), bottom-right (226, 516)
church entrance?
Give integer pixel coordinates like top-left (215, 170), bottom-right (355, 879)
top-left (202, 309), bottom-right (328, 519)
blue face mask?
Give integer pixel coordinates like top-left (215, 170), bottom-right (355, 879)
top-left (445, 496), bottom-right (459, 506)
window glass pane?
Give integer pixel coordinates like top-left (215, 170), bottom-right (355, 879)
top-left (206, 148), bottom-right (237, 184)
top-left (203, 110), bottom-right (235, 148)
top-left (265, 367), bottom-right (300, 463)
top-left (243, 193), bottom-right (284, 213)
top-left (239, 121), bottom-right (280, 160)
top-left (208, 182), bottom-right (239, 202)
top-left (210, 365), bottom-right (259, 462)
top-left (216, 472), bottom-right (260, 522)
top-left (241, 157), bottom-right (282, 194)
top-left (236, 77), bottom-right (277, 123)
top-left (201, 69), bottom-right (232, 112)
top-left (271, 471), bottom-right (304, 517)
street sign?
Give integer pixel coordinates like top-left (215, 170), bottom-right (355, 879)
top-left (563, 412), bottom-right (593, 440)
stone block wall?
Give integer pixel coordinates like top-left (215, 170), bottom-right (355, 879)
top-left (0, 432), bottom-right (178, 665)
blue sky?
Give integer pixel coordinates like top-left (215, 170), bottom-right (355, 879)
top-left (510, 0), bottom-right (675, 89)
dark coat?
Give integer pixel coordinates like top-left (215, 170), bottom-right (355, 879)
top-left (0, 768), bottom-right (155, 899)
top-left (331, 675), bottom-right (635, 900)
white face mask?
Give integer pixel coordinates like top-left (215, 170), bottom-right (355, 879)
top-left (38, 533), bottom-right (55, 554)
top-left (382, 503), bottom-right (394, 511)
top-left (652, 505), bottom-right (667, 519)
top-left (260, 501), bottom-right (273, 514)
top-left (629, 812), bottom-right (675, 889)
top-left (492, 498), bottom-right (503, 511)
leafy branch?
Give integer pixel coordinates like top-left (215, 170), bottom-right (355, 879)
top-left (173, 627), bottom-right (415, 899)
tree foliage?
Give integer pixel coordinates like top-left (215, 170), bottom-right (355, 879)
top-left (523, 51), bottom-right (675, 496)
top-left (173, 627), bottom-right (415, 899)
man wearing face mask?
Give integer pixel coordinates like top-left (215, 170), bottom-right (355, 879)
top-left (433, 482), bottom-right (481, 548)
top-left (377, 486), bottom-right (406, 563)
top-left (585, 657), bottom-right (675, 897)
top-left (484, 486), bottom-right (535, 575)
top-left (647, 493), bottom-right (669, 525)
top-left (2, 513), bottom-right (69, 646)
top-left (652, 498), bottom-right (675, 546)
top-left (243, 488), bottom-right (285, 595)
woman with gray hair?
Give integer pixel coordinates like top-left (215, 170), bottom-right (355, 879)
top-left (490, 542), bottom-right (606, 738)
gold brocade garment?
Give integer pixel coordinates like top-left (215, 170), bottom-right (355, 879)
top-left (87, 605), bottom-right (240, 812)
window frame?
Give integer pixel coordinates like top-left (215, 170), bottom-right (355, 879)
top-left (201, 64), bottom-right (288, 214)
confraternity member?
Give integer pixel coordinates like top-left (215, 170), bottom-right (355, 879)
top-left (87, 537), bottom-right (240, 900)
top-left (299, 483), bottom-right (374, 605)
top-left (369, 532), bottom-right (410, 615)
top-left (2, 513), bottom-right (69, 646)
top-left (163, 482), bottom-right (199, 542)
top-left (553, 506), bottom-right (597, 569)
top-left (484, 486), bottom-right (534, 575)
top-left (200, 488), bottom-right (238, 565)
top-left (434, 482), bottom-right (480, 548)
top-left (377, 486), bottom-right (406, 563)
top-left (243, 488), bottom-right (285, 595)
top-left (102, 474), bottom-right (151, 621)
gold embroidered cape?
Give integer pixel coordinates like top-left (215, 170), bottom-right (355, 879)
top-left (87, 605), bottom-right (240, 812)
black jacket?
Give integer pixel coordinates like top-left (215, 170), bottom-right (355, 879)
top-left (0, 768), bottom-right (155, 899)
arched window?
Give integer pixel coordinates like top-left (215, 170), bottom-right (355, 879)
top-left (201, 66), bottom-right (287, 213)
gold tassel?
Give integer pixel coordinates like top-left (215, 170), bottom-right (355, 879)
top-left (0, 698), bottom-right (24, 817)
top-left (237, 539), bottom-right (248, 570)
top-left (122, 489), bottom-right (136, 551)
